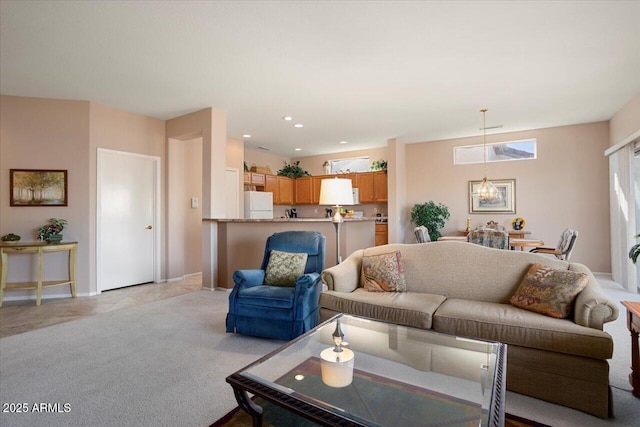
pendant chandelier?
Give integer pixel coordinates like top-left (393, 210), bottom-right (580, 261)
top-left (474, 109), bottom-right (502, 202)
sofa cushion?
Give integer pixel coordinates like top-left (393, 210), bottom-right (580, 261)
top-left (432, 299), bottom-right (613, 359)
top-left (361, 251), bottom-right (407, 292)
top-left (320, 289), bottom-right (446, 329)
top-left (510, 263), bottom-right (588, 318)
top-left (264, 250), bottom-right (308, 286)
top-left (361, 242), bottom-right (569, 303)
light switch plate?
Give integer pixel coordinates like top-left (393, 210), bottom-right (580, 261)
top-left (191, 197), bottom-right (199, 209)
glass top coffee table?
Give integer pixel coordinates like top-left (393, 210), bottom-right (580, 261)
top-left (226, 314), bottom-right (506, 427)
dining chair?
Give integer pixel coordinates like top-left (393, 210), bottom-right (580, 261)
top-left (467, 227), bottom-right (509, 249)
top-left (530, 228), bottom-right (578, 261)
top-left (414, 226), bottom-right (431, 243)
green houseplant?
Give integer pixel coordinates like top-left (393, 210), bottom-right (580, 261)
top-left (410, 201), bottom-right (450, 241)
top-left (370, 159), bottom-right (388, 172)
top-left (277, 161), bottom-right (311, 178)
top-left (629, 234), bottom-right (640, 264)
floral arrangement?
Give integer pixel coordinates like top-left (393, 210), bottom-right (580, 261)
top-left (38, 218), bottom-right (68, 241)
top-left (370, 159), bottom-right (388, 172)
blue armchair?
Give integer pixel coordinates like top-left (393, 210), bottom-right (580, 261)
top-left (225, 231), bottom-right (326, 340)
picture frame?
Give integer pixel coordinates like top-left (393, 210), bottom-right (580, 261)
top-left (469, 179), bottom-right (515, 214)
top-left (10, 169), bottom-right (68, 207)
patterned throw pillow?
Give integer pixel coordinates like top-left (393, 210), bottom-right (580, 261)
top-left (510, 263), bottom-right (588, 318)
top-left (361, 251), bottom-right (407, 292)
top-left (264, 250), bottom-right (308, 287)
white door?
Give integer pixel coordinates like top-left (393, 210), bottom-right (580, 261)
top-left (98, 149), bottom-right (159, 291)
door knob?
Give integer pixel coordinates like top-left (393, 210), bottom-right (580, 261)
top-left (146, 225), bottom-right (153, 230)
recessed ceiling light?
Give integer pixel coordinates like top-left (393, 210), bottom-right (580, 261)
top-left (339, 140), bottom-right (348, 144)
top-left (242, 134), bottom-right (252, 138)
top-left (294, 123), bottom-right (303, 128)
top-left (294, 148), bottom-right (301, 151)
top-left (283, 116), bottom-right (293, 121)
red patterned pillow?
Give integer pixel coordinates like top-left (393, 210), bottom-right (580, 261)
top-left (510, 263), bottom-right (588, 318)
top-left (361, 251), bottom-right (407, 292)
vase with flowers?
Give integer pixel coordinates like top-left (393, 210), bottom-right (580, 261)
top-left (38, 218), bottom-right (67, 244)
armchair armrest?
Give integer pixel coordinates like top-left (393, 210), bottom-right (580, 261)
top-left (570, 263), bottom-right (619, 330)
top-left (530, 247), bottom-right (562, 255)
top-left (321, 249), bottom-right (364, 293)
top-left (232, 269), bottom-right (265, 288)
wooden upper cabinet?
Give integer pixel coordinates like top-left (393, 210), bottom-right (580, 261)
top-left (243, 172), bottom-right (251, 184)
top-left (312, 176), bottom-right (325, 204)
top-left (354, 171), bottom-right (387, 203)
top-left (264, 174), bottom-right (278, 203)
top-left (295, 177), bottom-right (313, 204)
top-left (357, 172), bottom-right (375, 203)
top-left (250, 173), bottom-right (265, 186)
top-left (373, 171), bottom-right (388, 202)
top-left (278, 176), bottom-right (294, 205)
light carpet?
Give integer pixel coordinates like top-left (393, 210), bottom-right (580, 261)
top-left (0, 275), bottom-right (639, 427)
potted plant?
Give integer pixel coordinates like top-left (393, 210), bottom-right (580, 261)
top-left (38, 218), bottom-right (68, 243)
top-left (410, 201), bottom-right (450, 241)
top-left (370, 159), bottom-right (388, 172)
top-left (629, 234), bottom-right (640, 264)
top-left (277, 161), bottom-right (311, 178)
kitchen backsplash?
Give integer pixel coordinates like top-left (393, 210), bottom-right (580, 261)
top-left (274, 203), bottom-right (386, 219)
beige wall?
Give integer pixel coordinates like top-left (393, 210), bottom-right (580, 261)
top-left (405, 122), bottom-right (611, 272)
top-left (609, 93), bottom-right (640, 146)
top-left (0, 96), bottom-right (166, 299)
top-left (244, 148), bottom-right (290, 176)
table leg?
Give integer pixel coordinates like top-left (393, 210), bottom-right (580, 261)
top-left (36, 247), bottom-right (43, 306)
top-left (0, 251), bottom-right (7, 308)
top-left (630, 327), bottom-right (640, 398)
top-left (69, 245), bottom-right (77, 297)
top-left (233, 387), bottom-right (263, 427)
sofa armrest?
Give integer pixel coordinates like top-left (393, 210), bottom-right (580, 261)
top-left (321, 249), bottom-right (364, 293)
top-left (570, 263), bottom-right (619, 330)
top-left (232, 269), bottom-right (265, 289)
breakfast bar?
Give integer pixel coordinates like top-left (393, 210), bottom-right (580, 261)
top-left (208, 218), bottom-right (375, 289)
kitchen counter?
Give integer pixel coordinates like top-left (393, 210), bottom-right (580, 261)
top-left (207, 217), bottom-right (375, 288)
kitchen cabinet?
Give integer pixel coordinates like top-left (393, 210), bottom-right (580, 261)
top-left (295, 177), bottom-right (313, 204)
top-left (356, 171), bottom-right (387, 203)
top-left (373, 171), bottom-right (388, 202)
top-left (264, 174), bottom-right (278, 202)
top-left (312, 176), bottom-right (325, 204)
top-left (278, 176), bottom-right (294, 205)
top-left (243, 172), bottom-right (266, 187)
top-left (264, 175), bottom-right (294, 205)
top-left (375, 223), bottom-right (388, 246)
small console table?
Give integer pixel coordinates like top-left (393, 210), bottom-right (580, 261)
top-left (0, 241), bottom-right (77, 307)
top-left (621, 301), bottom-right (640, 398)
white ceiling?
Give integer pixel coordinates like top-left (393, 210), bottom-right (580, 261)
top-left (1, 1), bottom-right (639, 157)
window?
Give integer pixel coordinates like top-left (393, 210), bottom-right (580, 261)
top-left (454, 139), bottom-right (536, 165)
top-left (329, 157), bottom-right (370, 174)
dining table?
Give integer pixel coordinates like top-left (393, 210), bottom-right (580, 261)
top-left (509, 238), bottom-right (544, 251)
top-left (437, 235), bottom-right (543, 252)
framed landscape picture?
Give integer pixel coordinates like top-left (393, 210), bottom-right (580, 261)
top-left (10, 169), bottom-right (68, 206)
top-left (469, 179), bottom-right (515, 213)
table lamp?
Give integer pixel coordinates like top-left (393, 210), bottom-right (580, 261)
top-left (319, 178), bottom-right (353, 264)
top-left (320, 318), bottom-right (354, 387)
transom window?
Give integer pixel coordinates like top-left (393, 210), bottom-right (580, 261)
top-left (454, 139), bottom-right (537, 165)
top-left (329, 157), bottom-right (370, 174)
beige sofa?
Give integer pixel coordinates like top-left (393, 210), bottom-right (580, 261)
top-left (320, 241), bottom-right (619, 418)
